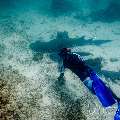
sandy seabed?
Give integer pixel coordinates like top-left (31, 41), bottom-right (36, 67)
top-left (0, 4), bottom-right (120, 120)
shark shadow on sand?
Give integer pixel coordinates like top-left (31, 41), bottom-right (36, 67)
top-left (29, 31), bottom-right (119, 83)
top-left (101, 70), bottom-right (120, 83)
top-left (85, 57), bottom-right (120, 83)
top-left (30, 31), bottom-right (112, 53)
top-left (29, 31), bottom-right (112, 61)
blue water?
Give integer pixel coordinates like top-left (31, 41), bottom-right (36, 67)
top-left (0, 0), bottom-right (120, 120)
top-left (0, 0), bottom-right (120, 19)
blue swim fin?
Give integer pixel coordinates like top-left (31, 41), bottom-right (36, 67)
top-left (90, 71), bottom-right (116, 107)
top-left (114, 102), bottom-right (120, 120)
